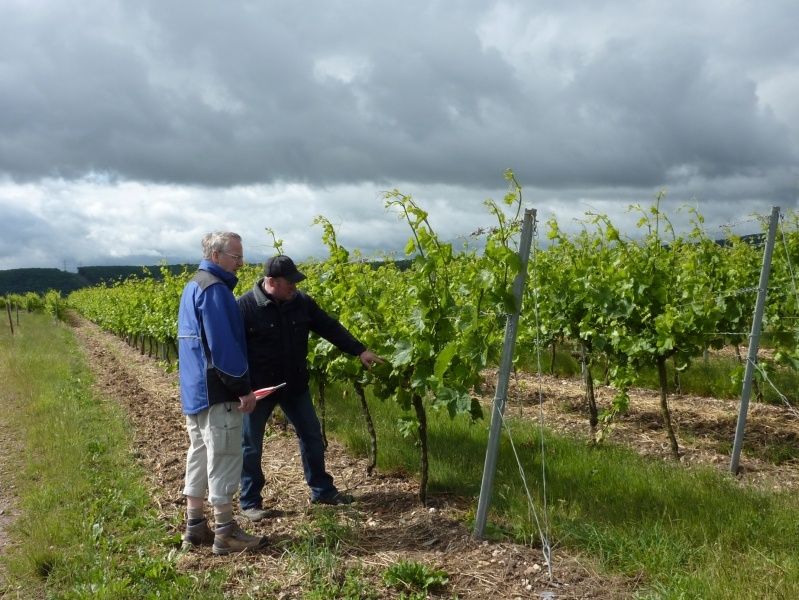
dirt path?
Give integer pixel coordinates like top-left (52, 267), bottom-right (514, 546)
top-left (68, 315), bottom-right (628, 599)
top-left (0, 393), bottom-right (23, 596)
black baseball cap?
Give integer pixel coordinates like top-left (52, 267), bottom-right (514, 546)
top-left (264, 255), bottom-right (306, 283)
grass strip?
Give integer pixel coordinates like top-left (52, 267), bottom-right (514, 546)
top-left (324, 381), bottom-right (799, 599)
top-left (0, 313), bottom-right (227, 599)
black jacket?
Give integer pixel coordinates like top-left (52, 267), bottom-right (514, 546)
top-left (237, 278), bottom-right (366, 397)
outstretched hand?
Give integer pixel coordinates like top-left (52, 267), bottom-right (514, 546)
top-left (359, 349), bottom-right (385, 369)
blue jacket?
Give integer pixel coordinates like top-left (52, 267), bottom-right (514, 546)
top-left (178, 260), bottom-right (251, 415)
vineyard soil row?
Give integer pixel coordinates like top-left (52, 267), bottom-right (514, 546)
top-left (35, 313), bottom-right (799, 598)
top-left (67, 314), bottom-right (627, 599)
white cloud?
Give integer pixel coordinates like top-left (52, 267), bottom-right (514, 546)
top-left (313, 55), bottom-right (371, 85)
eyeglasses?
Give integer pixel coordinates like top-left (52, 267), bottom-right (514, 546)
top-left (222, 252), bottom-right (244, 262)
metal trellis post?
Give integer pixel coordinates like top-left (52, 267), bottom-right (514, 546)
top-left (474, 208), bottom-right (536, 539)
top-left (730, 206), bottom-right (780, 474)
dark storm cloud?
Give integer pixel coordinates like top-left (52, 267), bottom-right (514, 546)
top-left (1, 1), bottom-right (798, 270)
top-left (2, 1), bottom-right (795, 191)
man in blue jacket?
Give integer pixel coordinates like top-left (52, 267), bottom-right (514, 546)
top-left (237, 255), bottom-right (383, 520)
top-left (178, 231), bottom-right (267, 555)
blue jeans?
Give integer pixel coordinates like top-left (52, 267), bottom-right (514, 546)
top-left (240, 389), bottom-right (336, 509)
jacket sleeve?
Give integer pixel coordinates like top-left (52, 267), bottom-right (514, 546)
top-left (199, 284), bottom-right (251, 397)
top-left (307, 296), bottom-right (367, 357)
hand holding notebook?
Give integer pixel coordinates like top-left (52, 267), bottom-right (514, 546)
top-left (253, 382), bottom-right (287, 400)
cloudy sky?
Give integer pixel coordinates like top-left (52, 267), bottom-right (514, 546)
top-left (2, 1), bottom-right (798, 271)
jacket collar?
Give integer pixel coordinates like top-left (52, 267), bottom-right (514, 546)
top-left (199, 259), bottom-right (239, 291)
top-left (253, 277), bottom-right (299, 308)
top-left (252, 277), bottom-right (275, 307)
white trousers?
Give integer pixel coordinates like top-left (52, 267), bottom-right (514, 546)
top-left (183, 402), bottom-right (242, 506)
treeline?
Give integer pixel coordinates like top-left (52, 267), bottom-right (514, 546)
top-left (77, 264), bottom-right (191, 285)
top-left (0, 268), bottom-right (90, 295)
top-left (0, 264), bottom-right (190, 295)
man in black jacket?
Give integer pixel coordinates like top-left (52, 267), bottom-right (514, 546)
top-left (237, 255), bottom-right (383, 520)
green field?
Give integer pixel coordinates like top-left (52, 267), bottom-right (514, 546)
top-left (3, 312), bottom-right (799, 599)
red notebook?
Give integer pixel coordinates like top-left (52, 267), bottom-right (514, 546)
top-left (253, 382), bottom-right (287, 399)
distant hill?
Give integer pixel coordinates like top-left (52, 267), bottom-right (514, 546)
top-left (0, 268), bottom-right (90, 295)
top-left (0, 264), bottom-right (191, 296)
top-left (77, 264), bottom-right (191, 286)
top-left (0, 260), bottom-right (411, 296)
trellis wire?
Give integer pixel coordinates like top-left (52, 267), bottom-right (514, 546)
top-left (748, 358), bottom-right (799, 419)
top-left (529, 216), bottom-right (553, 577)
top-left (719, 215), bottom-right (767, 229)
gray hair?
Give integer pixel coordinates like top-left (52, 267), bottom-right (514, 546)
top-left (201, 231), bottom-right (242, 259)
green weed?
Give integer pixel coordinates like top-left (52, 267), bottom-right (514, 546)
top-left (382, 559), bottom-right (449, 596)
top-left (281, 508), bottom-right (374, 598)
top-left (0, 313), bottom-right (228, 599)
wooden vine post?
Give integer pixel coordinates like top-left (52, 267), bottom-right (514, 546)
top-left (6, 302), bottom-right (14, 335)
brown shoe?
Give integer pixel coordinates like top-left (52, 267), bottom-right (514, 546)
top-left (181, 518), bottom-right (215, 549)
top-left (212, 521), bottom-right (268, 555)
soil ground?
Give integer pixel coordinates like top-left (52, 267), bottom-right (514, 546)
top-left (494, 368), bottom-right (799, 492)
top-left (67, 316), bottom-right (630, 599)
top-left (0, 391), bottom-right (23, 596)
top-left (5, 315), bottom-right (799, 598)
